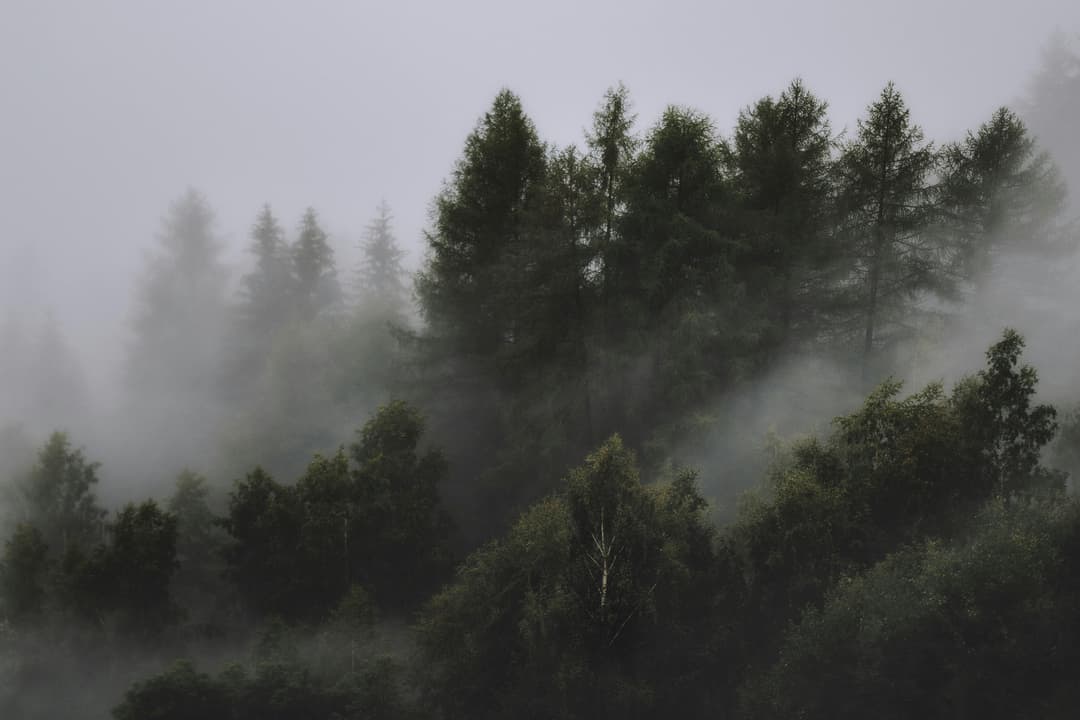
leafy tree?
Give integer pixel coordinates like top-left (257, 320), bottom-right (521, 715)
top-left (586, 83), bottom-right (638, 302)
top-left (126, 188), bottom-right (230, 477)
top-left (354, 200), bottom-right (407, 314)
top-left (12, 432), bottom-right (105, 556)
top-left (222, 467), bottom-right (305, 619)
top-left (711, 330), bottom-right (1060, 712)
top-left (113, 659), bottom-right (227, 720)
top-left (93, 500), bottom-right (181, 638)
top-left (168, 470), bottom-right (226, 621)
top-left (417, 436), bottom-right (715, 719)
top-left (349, 400), bottom-right (452, 605)
top-left (0, 524), bottom-right (48, 623)
top-left (224, 402), bottom-right (452, 619)
top-left (836, 83), bottom-right (941, 377)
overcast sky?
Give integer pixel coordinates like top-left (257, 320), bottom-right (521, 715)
top-left (2, 0), bottom-right (1078, 389)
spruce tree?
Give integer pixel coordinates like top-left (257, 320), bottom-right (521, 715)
top-left (241, 203), bottom-right (293, 339)
top-left (728, 78), bottom-right (838, 359)
top-left (940, 106), bottom-right (1067, 281)
top-left (416, 89), bottom-right (548, 373)
top-left (355, 200), bottom-right (406, 315)
top-left (292, 207), bottom-right (340, 318)
top-left (836, 83), bottom-right (940, 376)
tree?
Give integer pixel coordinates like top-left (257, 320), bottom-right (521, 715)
top-left (836, 83), bottom-right (941, 377)
top-left (741, 499), bottom-right (1080, 720)
top-left (940, 106), bottom-right (1067, 280)
top-left (417, 436), bottom-right (715, 719)
top-left (349, 400), bottom-right (452, 605)
top-left (728, 78), bottom-right (839, 358)
top-left (711, 330), bottom-right (1060, 713)
top-left (292, 207), bottom-right (341, 318)
top-left (0, 524), bottom-right (48, 623)
top-left (168, 470), bottom-right (226, 621)
top-left (223, 402), bottom-right (452, 619)
top-left (12, 432), bottom-right (105, 556)
top-left (222, 467), bottom-right (305, 619)
top-left (355, 200), bottom-right (407, 315)
top-left (586, 83), bottom-right (638, 302)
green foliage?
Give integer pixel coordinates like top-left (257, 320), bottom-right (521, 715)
top-left (416, 88), bottom-right (548, 367)
top-left (355, 200), bottom-right (407, 314)
top-left (940, 107), bottom-right (1067, 278)
top-left (223, 467), bottom-right (305, 618)
top-left (113, 659), bottom-right (226, 720)
top-left (742, 498), bottom-right (1080, 720)
top-left (417, 436), bottom-right (716, 719)
top-left (113, 639), bottom-right (418, 720)
top-left (292, 207), bottom-right (341, 318)
top-left (89, 500), bottom-right (181, 638)
top-left (713, 330), bottom-right (1059, 707)
top-left (836, 83), bottom-right (942, 371)
top-left (0, 524), bottom-right (48, 622)
top-left (12, 432), bottom-right (105, 556)
top-left (349, 400), bottom-right (453, 605)
top-left (224, 402), bottom-right (452, 619)
top-left (728, 78), bottom-right (839, 358)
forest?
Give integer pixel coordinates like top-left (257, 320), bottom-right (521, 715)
top-left (3, 31), bottom-right (1080, 720)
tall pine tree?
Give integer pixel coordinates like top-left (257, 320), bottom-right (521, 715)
top-left (836, 84), bottom-right (940, 377)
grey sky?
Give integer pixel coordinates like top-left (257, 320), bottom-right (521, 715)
top-left (2, 0), bottom-right (1078, 391)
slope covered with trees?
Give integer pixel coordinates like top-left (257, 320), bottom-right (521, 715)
top-left (2, 58), bottom-right (1080, 717)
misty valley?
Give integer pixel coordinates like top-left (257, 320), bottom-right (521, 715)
top-left (5, 26), bottom-right (1080, 720)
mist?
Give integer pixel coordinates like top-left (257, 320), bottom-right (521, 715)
top-left (3, 2), bottom-right (1080, 718)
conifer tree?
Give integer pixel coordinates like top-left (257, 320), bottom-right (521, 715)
top-left (729, 78), bottom-right (838, 358)
top-left (836, 83), bottom-right (940, 376)
top-left (241, 204), bottom-right (294, 339)
top-left (292, 207), bottom-right (341, 318)
top-left (355, 200), bottom-right (406, 315)
top-left (416, 89), bottom-right (548, 374)
top-left (940, 107), bottom-right (1067, 281)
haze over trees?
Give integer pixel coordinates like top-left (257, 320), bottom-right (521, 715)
top-left (3, 34), bottom-right (1080, 720)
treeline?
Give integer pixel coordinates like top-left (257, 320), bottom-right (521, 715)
top-left (413, 79), bottom-right (1067, 540)
top-left (3, 331), bottom-right (1080, 718)
top-left (1, 57), bottom-right (1079, 717)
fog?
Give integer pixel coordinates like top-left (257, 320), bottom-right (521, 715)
top-left (2, 0), bottom-right (1078, 392)
top-left (3, 2), bottom-right (1080, 717)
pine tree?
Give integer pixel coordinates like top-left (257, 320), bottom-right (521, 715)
top-left (940, 106), bottom-right (1067, 281)
top-left (241, 204), bottom-right (294, 340)
top-left (728, 78), bottom-right (839, 358)
top-left (416, 89), bottom-right (548, 372)
top-left (12, 432), bottom-right (106, 556)
top-left (1023, 31), bottom-right (1080, 213)
top-left (126, 188), bottom-right (230, 475)
top-left (355, 201), bottom-right (406, 315)
top-left (836, 83), bottom-right (941, 377)
top-left (586, 83), bottom-right (638, 301)
top-left (292, 207), bottom-right (341, 318)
